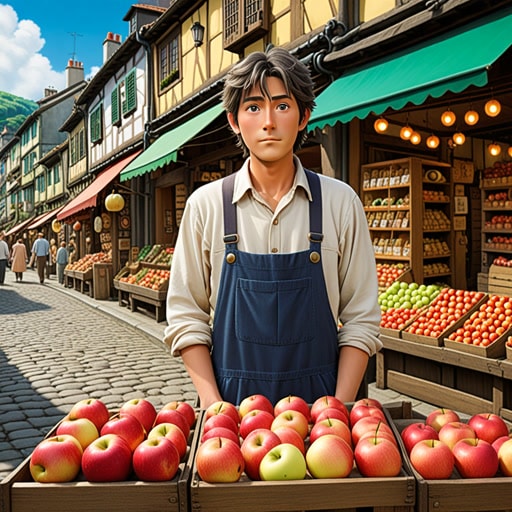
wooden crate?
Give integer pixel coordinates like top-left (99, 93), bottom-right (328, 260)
top-left (477, 272), bottom-right (488, 293)
top-left (187, 402), bottom-right (416, 512)
top-left (444, 331), bottom-right (509, 359)
top-left (0, 411), bottom-right (202, 512)
top-left (392, 416), bottom-right (512, 512)
top-left (488, 265), bottom-right (512, 296)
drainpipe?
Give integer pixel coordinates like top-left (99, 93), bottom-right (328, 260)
top-left (135, 26), bottom-right (153, 150)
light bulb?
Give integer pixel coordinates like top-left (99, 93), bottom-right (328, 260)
top-left (508, 147), bottom-right (512, 158)
top-left (441, 109), bottom-right (456, 127)
top-left (410, 131), bottom-right (421, 145)
top-left (452, 132), bottom-right (466, 145)
top-left (374, 117), bottom-right (388, 133)
top-left (400, 125), bottom-right (413, 140)
top-left (464, 110), bottom-right (479, 126)
top-left (485, 99), bottom-right (501, 117)
top-left (488, 143), bottom-right (502, 156)
top-left (426, 134), bottom-right (440, 149)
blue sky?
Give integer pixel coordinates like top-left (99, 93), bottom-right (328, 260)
top-left (0, 1), bottom-right (134, 101)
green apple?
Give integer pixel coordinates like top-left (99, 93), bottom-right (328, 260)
top-left (259, 443), bottom-right (307, 481)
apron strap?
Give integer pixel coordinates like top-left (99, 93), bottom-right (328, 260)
top-left (304, 169), bottom-right (323, 244)
top-left (222, 173), bottom-right (239, 246)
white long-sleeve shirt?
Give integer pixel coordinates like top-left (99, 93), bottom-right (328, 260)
top-left (164, 156), bottom-right (382, 358)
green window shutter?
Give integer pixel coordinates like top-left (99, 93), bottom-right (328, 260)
top-left (122, 69), bottom-right (137, 116)
top-left (111, 86), bottom-right (120, 125)
top-left (90, 104), bottom-right (103, 143)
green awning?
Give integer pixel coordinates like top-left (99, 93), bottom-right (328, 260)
top-left (121, 103), bottom-right (224, 181)
top-left (308, 8), bottom-right (512, 131)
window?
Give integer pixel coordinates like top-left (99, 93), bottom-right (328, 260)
top-left (122, 69), bottom-right (137, 116)
top-left (223, 0), bottom-right (269, 53)
top-left (47, 168), bottom-right (52, 187)
top-left (90, 104), bottom-right (103, 144)
top-left (159, 32), bottom-right (180, 90)
top-left (31, 121), bottom-right (37, 139)
top-left (53, 163), bottom-right (61, 184)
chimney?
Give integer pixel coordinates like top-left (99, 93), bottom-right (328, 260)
top-left (44, 86), bottom-right (58, 97)
top-left (103, 32), bottom-right (122, 63)
top-left (66, 60), bottom-right (85, 87)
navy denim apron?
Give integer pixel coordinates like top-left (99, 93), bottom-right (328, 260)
top-left (212, 169), bottom-right (338, 405)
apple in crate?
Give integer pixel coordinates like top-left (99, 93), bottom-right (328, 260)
top-left (203, 412), bottom-right (239, 435)
top-left (352, 398), bottom-right (383, 410)
top-left (354, 436), bottom-right (402, 477)
top-left (30, 434), bottom-right (83, 483)
top-left (349, 404), bottom-right (387, 428)
top-left (438, 421), bottom-right (476, 450)
top-left (351, 417), bottom-right (394, 446)
top-left (240, 428), bottom-right (281, 480)
top-left (101, 413), bottom-right (146, 452)
top-left (309, 417), bottom-right (352, 446)
top-left (493, 435), bottom-right (512, 455)
top-left (119, 398), bottom-right (157, 434)
top-left (239, 409), bottom-right (275, 439)
top-left (306, 434), bottom-right (353, 479)
top-left (56, 417), bottom-right (99, 449)
top-left (357, 425), bottom-right (398, 447)
top-left (259, 443), bottom-right (307, 481)
top-left (160, 400), bottom-right (196, 428)
top-left (81, 434), bottom-right (132, 482)
top-left (310, 395), bottom-right (349, 423)
top-left (468, 413), bottom-right (509, 445)
top-left (132, 437), bottom-right (180, 481)
top-left (425, 408), bottom-right (460, 432)
top-left (68, 398), bottom-right (110, 431)
top-left (271, 426), bottom-right (306, 454)
top-left (274, 395), bottom-right (311, 422)
top-left (196, 436), bottom-right (244, 483)
top-left (315, 407), bottom-right (349, 425)
top-left (410, 439), bottom-right (454, 479)
top-left (452, 438), bottom-right (499, 478)
top-left (202, 426), bottom-right (240, 446)
top-left (497, 439), bottom-right (512, 476)
top-left (205, 400), bottom-right (240, 427)
top-left (239, 394), bottom-right (274, 418)
top-left (271, 410), bottom-right (309, 439)
top-left (400, 422), bottom-right (439, 454)
top-left (147, 422), bottom-right (188, 459)
top-left (154, 408), bottom-right (190, 438)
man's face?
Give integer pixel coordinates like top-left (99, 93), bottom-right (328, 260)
top-left (228, 76), bottom-right (309, 166)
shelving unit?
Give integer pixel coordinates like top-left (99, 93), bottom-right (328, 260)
top-left (362, 157), bottom-right (454, 285)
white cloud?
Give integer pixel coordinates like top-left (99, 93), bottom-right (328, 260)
top-left (0, 4), bottom-right (65, 101)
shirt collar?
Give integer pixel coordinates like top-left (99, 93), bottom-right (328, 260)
top-left (231, 155), bottom-right (312, 204)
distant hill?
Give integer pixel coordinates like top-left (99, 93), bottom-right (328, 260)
top-left (0, 91), bottom-right (38, 134)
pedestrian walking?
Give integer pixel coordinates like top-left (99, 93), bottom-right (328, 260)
top-left (0, 231), bottom-right (9, 285)
top-left (56, 241), bottom-right (69, 285)
top-left (164, 47), bottom-right (382, 407)
top-left (10, 238), bottom-right (28, 282)
top-left (31, 232), bottom-right (50, 284)
top-left (47, 238), bottom-right (57, 278)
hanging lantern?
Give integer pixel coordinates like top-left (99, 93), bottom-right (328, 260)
top-left (51, 218), bottom-right (62, 233)
top-left (426, 134), bottom-right (440, 149)
top-left (73, 221), bottom-right (82, 232)
top-left (373, 117), bottom-right (388, 133)
top-left (508, 147), bottom-right (512, 158)
top-left (440, 109), bottom-right (456, 127)
top-left (464, 110), bottom-right (479, 126)
top-left (400, 125), bottom-right (413, 140)
top-left (452, 132), bottom-right (466, 146)
top-left (488, 143), bottom-right (502, 157)
top-left (105, 190), bottom-right (125, 212)
top-left (485, 99), bottom-right (501, 117)
top-left (409, 131), bottom-right (421, 145)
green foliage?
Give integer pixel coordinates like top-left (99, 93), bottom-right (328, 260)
top-left (0, 91), bottom-right (38, 134)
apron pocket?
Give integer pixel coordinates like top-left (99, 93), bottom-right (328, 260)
top-left (235, 277), bottom-right (314, 346)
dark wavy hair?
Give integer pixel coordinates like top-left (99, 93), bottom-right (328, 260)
top-left (222, 47), bottom-right (316, 157)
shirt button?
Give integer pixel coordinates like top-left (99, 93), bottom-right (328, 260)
top-left (271, 248), bottom-right (278, 253)
top-left (273, 218), bottom-right (279, 225)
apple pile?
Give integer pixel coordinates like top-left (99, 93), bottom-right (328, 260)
top-left (120, 268), bottom-right (170, 290)
top-left (400, 407), bottom-right (512, 479)
top-left (376, 263), bottom-right (410, 289)
top-left (29, 397), bottom-right (196, 483)
top-left (403, 288), bottom-right (486, 338)
top-left (194, 394), bottom-right (404, 483)
top-left (493, 255), bottom-right (512, 267)
top-left (447, 294), bottom-right (512, 347)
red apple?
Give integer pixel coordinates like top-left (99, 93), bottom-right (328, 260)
top-left (425, 408), bottom-right (460, 433)
top-left (354, 437), bottom-right (402, 477)
top-left (119, 398), bottom-right (157, 434)
top-left (310, 395), bottom-right (349, 423)
top-left (315, 407), bottom-right (349, 426)
top-left (68, 398), bottom-right (110, 431)
top-left (351, 416), bottom-right (394, 446)
top-left (306, 434), bottom-right (354, 478)
top-left (201, 426), bottom-right (240, 446)
top-left (203, 412), bottom-right (239, 435)
top-left (349, 405), bottom-right (387, 428)
top-left (309, 417), bottom-right (352, 446)
top-left (205, 401), bottom-right (240, 427)
top-left (100, 414), bottom-right (146, 452)
top-left (29, 435), bottom-right (83, 483)
top-left (467, 413), bottom-right (509, 445)
top-left (497, 438), bottom-right (512, 476)
top-left (154, 408), bottom-right (190, 438)
top-left (160, 401), bottom-right (196, 428)
top-left (239, 394), bottom-right (274, 418)
top-left (400, 422), bottom-right (439, 454)
top-left (195, 436), bottom-right (245, 483)
top-left (81, 434), bottom-right (132, 482)
top-left (271, 426), bottom-right (306, 455)
top-left (352, 398), bottom-right (383, 410)
top-left (492, 434), bottom-right (512, 455)
top-left (452, 438), bottom-right (499, 478)
top-left (56, 417), bottom-right (99, 450)
top-left (438, 422), bottom-right (476, 450)
top-left (239, 409), bottom-right (275, 439)
top-left (271, 410), bottom-right (309, 440)
top-left (410, 439), bottom-right (455, 479)
top-left (240, 428), bottom-right (281, 480)
top-left (274, 395), bottom-right (311, 422)
top-left (147, 422), bottom-right (188, 460)
top-left (132, 437), bottom-right (180, 481)
top-left (358, 427), bottom-right (397, 447)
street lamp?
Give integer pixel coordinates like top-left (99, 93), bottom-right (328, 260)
top-left (191, 21), bottom-right (205, 47)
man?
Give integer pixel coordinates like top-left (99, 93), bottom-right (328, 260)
top-left (31, 232), bottom-right (50, 284)
top-left (0, 231), bottom-right (9, 284)
top-left (164, 47), bottom-right (382, 407)
top-left (56, 241), bottom-right (69, 285)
